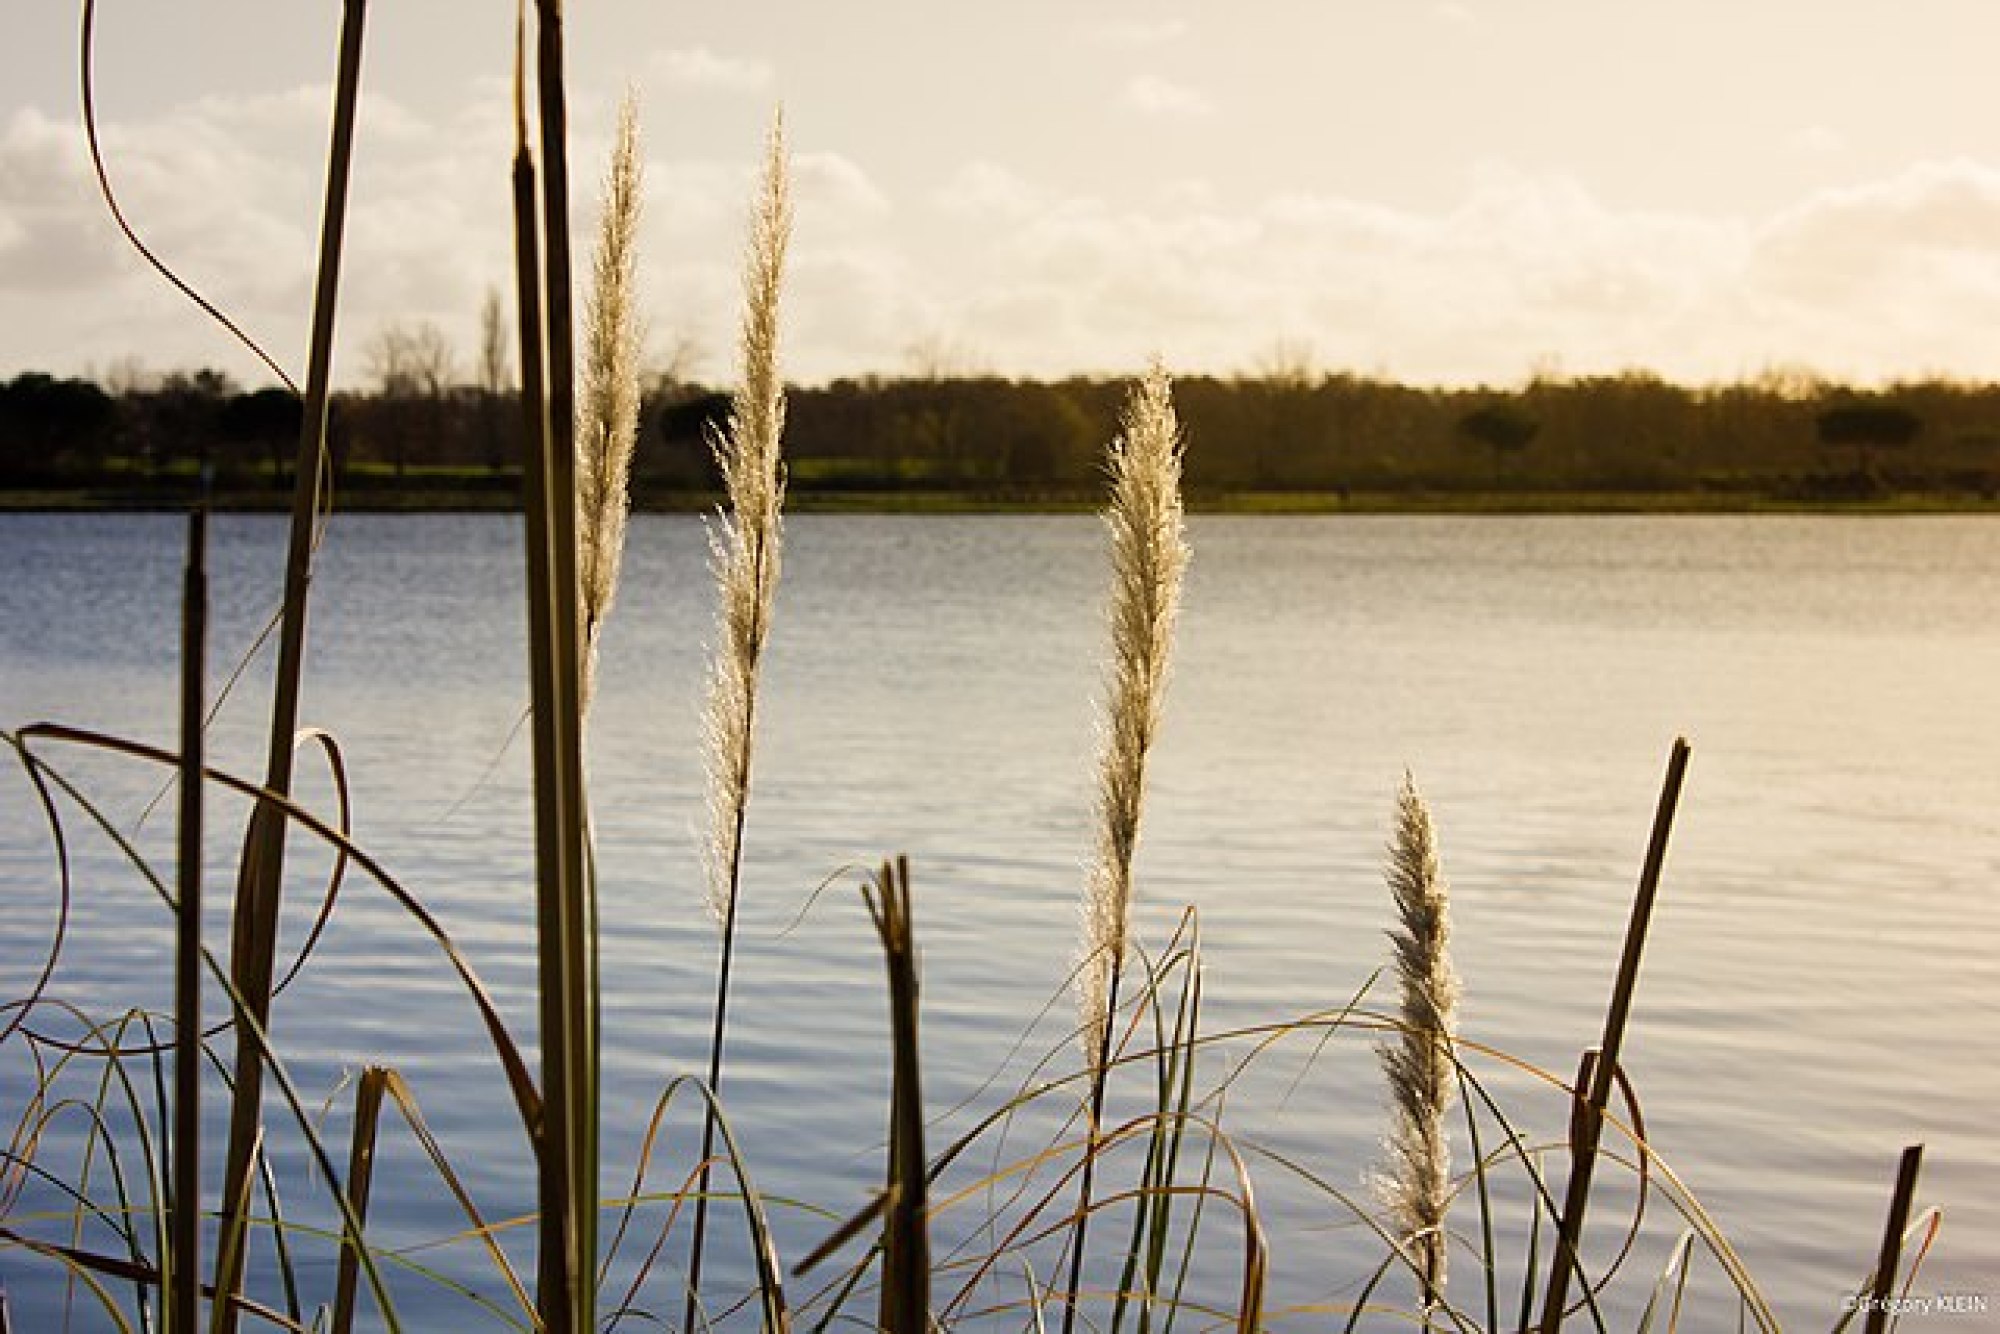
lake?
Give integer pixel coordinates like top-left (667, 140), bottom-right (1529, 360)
top-left (2, 512), bottom-right (1996, 1330)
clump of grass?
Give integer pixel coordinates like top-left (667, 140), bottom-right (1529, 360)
top-left (1374, 770), bottom-right (1460, 1324)
top-left (687, 107), bottom-right (792, 1324)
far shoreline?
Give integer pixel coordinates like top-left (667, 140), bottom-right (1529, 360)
top-left (3, 485), bottom-right (1998, 517)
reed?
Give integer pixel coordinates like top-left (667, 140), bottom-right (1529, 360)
top-left (329, 1066), bottom-right (389, 1334)
top-left (514, 1), bottom-right (600, 1329)
top-left (168, 510), bottom-right (204, 1334)
top-left (1861, 1145), bottom-right (1924, 1334)
top-left (1375, 771), bottom-right (1459, 1325)
top-left (686, 109), bottom-right (792, 1329)
top-left (862, 858), bottom-right (929, 1334)
top-left (1538, 737), bottom-right (1689, 1333)
top-left (1065, 362), bottom-right (1189, 1334)
top-left (211, 3), bottom-right (368, 1329)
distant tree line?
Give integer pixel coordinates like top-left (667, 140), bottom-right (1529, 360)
top-left (4, 361), bottom-right (1997, 502)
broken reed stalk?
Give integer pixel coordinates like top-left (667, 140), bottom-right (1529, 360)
top-left (1376, 772), bottom-right (1460, 1326)
top-left (212, 3), bottom-right (368, 1328)
top-left (169, 508), bottom-right (205, 1334)
top-left (1861, 1145), bottom-right (1924, 1334)
top-left (686, 110), bottom-right (791, 1332)
top-left (863, 857), bottom-right (930, 1334)
top-left (1064, 364), bottom-right (1189, 1334)
top-left (330, 1067), bottom-right (389, 1334)
top-left (1537, 736), bottom-right (1690, 1334)
top-left (515, 3), bottom-right (598, 1330)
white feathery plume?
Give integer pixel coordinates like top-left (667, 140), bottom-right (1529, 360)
top-left (576, 89), bottom-right (643, 713)
top-left (1375, 770), bottom-right (1461, 1316)
top-left (1076, 361), bottom-right (1189, 1062)
top-left (699, 110), bottom-right (791, 925)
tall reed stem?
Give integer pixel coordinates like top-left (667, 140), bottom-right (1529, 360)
top-left (685, 112), bottom-right (790, 1333)
top-left (514, 4), bottom-right (597, 1329)
top-left (1538, 737), bottom-right (1689, 1333)
top-left (864, 858), bottom-right (929, 1334)
top-left (212, 5), bottom-right (367, 1327)
top-left (1064, 364), bottom-right (1188, 1334)
top-left (169, 507), bottom-right (205, 1334)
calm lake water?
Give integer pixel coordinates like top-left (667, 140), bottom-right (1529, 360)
top-left (2, 512), bottom-right (1996, 1330)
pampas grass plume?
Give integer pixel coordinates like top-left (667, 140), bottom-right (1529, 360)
top-left (1376, 769), bottom-right (1461, 1315)
top-left (1076, 361), bottom-right (1189, 1060)
top-left (700, 110), bottom-right (791, 924)
top-left (576, 89), bottom-right (643, 712)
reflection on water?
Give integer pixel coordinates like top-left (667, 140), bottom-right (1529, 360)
top-left (2, 513), bottom-right (1996, 1328)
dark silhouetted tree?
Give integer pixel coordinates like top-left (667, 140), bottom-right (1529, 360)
top-left (220, 387), bottom-right (304, 487)
top-left (0, 373), bottom-right (116, 482)
top-left (1458, 401), bottom-right (1539, 481)
top-left (1816, 401), bottom-right (1921, 484)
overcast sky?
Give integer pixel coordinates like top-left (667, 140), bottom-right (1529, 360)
top-left (4, 2), bottom-right (1998, 389)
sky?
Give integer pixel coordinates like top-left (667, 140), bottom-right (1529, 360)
top-left (3, 1), bottom-right (1999, 390)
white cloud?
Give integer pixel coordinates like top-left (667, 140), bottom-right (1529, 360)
top-left (1123, 75), bottom-right (1213, 121)
top-left (838, 158), bottom-right (2000, 386)
top-left (932, 162), bottom-right (1043, 220)
top-left (9, 81), bottom-right (2000, 390)
top-left (649, 46), bottom-right (774, 94)
top-left (793, 151), bottom-right (892, 221)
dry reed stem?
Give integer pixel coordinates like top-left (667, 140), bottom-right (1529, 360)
top-left (212, 3), bottom-right (369, 1326)
top-left (330, 1067), bottom-right (389, 1334)
top-left (1539, 737), bottom-right (1689, 1333)
top-left (1374, 770), bottom-right (1460, 1318)
top-left (169, 509), bottom-right (205, 1334)
top-left (576, 89), bottom-right (643, 713)
top-left (1076, 361), bottom-right (1189, 1062)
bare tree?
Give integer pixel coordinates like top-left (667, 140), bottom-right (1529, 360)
top-left (367, 320), bottom-right (456, 398)
top-left (478, 288), bottom-right (512, 397)
top-left (366, 320), bottom-right (456, 478)
top-left (476, 289), bottom-right (514, 473)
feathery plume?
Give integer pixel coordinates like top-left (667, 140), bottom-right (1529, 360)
top-left (1076, 361), bottom-right (1189, 1061)
top-left (699, 108), bottom-right (790, 923)
top-left (684, 108), bottom-right (792, 1333)
top-left (1376, 770), bottom-right (1461, 1317)
top-left (576, 89), bottom-right (643, 712)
